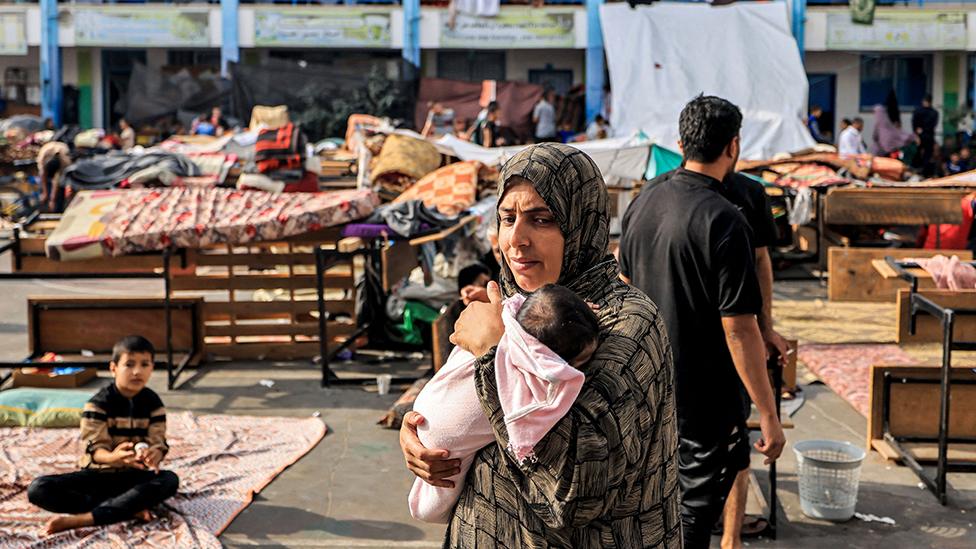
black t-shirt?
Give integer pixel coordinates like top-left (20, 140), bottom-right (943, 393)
top-left (619, 168), bottom-right (762, 438)
top-left (721, 172), bottom-right (778, 249)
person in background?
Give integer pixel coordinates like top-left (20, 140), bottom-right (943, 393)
top-left (119, 118), bottom-right (136, 151)
top-left (960, 146), bottom-right (972, 172)
top-left (838, 117), bottom-right (865, 156)
top-left (957, 110), bottom-right (974, 149)
top-left (36, 140), bottom-right (72, 212)
top-left (422, 102), bottom-right (455, 138)
top-left (585, 114), bottom-right (612, 140)
top-left (451, 117), bottom-right (470, 141)
top-left (913, 94), bottom-right (940, 177)
top-left (471, 102), bottom-right (500, 147)
top-left (872, 104), bottom-right (916, 157)
top-left (717, 171), bottom-right (791, 548)
top-left (838, 118), bottom-right (852, 134)
top-left (532, 89), bottom-right (558, 143)
top-left (557, 121), bottom-right (576, 143)
top-left (946, 151), bottom-right (964, 175)
top-left (619, 95), bottom-right (785, 549)
top-left (807, 105), bottom-right (830, 144)
top-left (209, 107), bottom-right (229, 136)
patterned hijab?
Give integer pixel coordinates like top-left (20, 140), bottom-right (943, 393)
top-left (497, 143), bottom-right (620, 302)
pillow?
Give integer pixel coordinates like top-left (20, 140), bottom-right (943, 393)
top-left (0, 388), bottom-right (96, 428)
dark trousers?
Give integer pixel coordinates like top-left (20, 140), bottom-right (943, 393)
top-left (28, 468), bottom-right (179, 525)
top-left (678, 424), bottom-right (751, 549)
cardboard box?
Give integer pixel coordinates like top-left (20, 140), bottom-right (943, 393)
top-left (12, 367), bottom-right (98, 389)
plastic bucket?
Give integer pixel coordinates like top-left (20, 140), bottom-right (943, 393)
top-left (793, 439), bottom-right (866, 521)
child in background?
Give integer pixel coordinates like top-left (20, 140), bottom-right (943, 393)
top-left (408, 284), bottom-right (598, 523)
top-left (28, 336), bottom-right (178, 535)
top-left (946, 151), bottom-right (965, 175)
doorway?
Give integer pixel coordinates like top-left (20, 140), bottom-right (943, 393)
top-left (102, 49), bottom-right (146, 129)
top-left (808, 73), bottom-right (837, 141)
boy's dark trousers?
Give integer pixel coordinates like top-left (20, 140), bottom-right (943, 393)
top-left (28, 468), bottom-right (179, 525)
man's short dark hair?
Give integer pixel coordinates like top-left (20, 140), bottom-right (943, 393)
top-left (112, 335), bottom-right (155, 364)
top-left (487, 101), bottom-right (499, 113)
top-left (853, 117), bottom-right (864, 125)
top-left (517, 284), bottom-right (600, 364)
top-left (678, 95), bottom-right (743, 163)
top-left (924, 94), bottom-right (933, 104)
top-left (458, 263), bottom-right (491, 292)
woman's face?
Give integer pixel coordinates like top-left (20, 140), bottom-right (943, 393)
top-left (498, 179), bottom-right (564, 291)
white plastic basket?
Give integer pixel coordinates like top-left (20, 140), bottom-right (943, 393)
top-left (793, 440), bottom-right (866, 521)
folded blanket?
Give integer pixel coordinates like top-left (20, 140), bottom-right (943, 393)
top-left (909, 254), bottom-right (976, 290)
top-left (408, 294), bottom-right (584, 523)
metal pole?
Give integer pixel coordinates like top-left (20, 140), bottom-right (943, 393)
top-left (791, 0), bottom-right (807, 64)
top-left (163, 248), bottom-right (174, 390)
top-left (770, 355), bottom-right (783, 537)
top-left (220, 0), bottom-right (241, 79)
top-left (40, 0), bottom-right (62, 126)
top-left (937, 310), bottom-right (954, 504)
top-left (315, 247), bottom-right (329, 387)
top-left (585, 0), bottom-right (606, 124)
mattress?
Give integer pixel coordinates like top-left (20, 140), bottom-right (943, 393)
top-left (46, 187), bottom-right (377, 261)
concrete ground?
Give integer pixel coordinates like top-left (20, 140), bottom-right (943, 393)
top-left (1, 276), bottom-right (975, 548)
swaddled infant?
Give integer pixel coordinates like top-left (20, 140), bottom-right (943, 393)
top-left (409, 284), bottom-right (599, 523)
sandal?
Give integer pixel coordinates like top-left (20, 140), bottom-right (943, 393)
top-left (741, 516), bottom-right (771, 538)
top-left (711, 515), bottom-right (772, 538)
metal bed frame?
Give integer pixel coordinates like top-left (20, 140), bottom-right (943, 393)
top-left (0, 242), bottom-right (197, 391)
top-left (880, 255), bottom-right (976, 504)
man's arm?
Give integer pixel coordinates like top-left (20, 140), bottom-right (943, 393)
top-left (722, 314), bottom-right (786, 464)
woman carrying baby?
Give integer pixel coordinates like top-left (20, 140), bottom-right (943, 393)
top-left (400, 143), bottom-right (682, 548)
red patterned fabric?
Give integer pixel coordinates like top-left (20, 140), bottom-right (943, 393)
top-left (0, 412), bottom-right (325, 548)
top-left (393, 160), bottom-right (479, 216)
top-left (46, 188), bottom-right (377, 261)
top-left (798, 344), bottom-right (913, 416)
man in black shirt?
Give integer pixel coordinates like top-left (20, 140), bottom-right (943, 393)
top-left (912, 94), bottom-right (939, 176)
top-left (720, 172), bottom-right (791, 546)
top-left (619, 95), bottom-right (786, 549)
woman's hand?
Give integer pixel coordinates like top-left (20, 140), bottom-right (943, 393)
top-left (400, 412), bottom-right (461, 488)
top-left (450, 281), bottom-right (504, 357)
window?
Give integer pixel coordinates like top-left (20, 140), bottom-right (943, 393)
top-left (436, 51), bottom-right (505, 82)
top-left (860, 54), bottom-right (931, 110)
top-left (167, 50), bottom-right (220, 68)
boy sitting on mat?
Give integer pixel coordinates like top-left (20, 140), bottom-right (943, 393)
top-left (28, 335), bottom-right (179, 535)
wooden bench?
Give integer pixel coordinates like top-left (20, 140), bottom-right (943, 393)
top-left (829, 247), bottom-right (972, 302)
top-left (868, 363), bottom-right (976, 463)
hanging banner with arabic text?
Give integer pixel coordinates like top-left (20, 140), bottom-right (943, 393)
top-left (73, 9), bottom-right (210, 47)
top-left (440, 9), bottom-right (577, 49)
top-left (254, 10), bottom-right (392, 48)
top-left (827, 11), bottom-right (966, 50)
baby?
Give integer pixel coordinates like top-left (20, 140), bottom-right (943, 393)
top-left (409, 284), bottom-right (600, 523)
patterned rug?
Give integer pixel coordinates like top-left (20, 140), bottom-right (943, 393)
top-left (0, 412), bottom-right (326, 548)
top-left (798, 344), bottom-right (914, 416)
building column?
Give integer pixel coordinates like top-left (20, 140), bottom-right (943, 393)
top-left (792, 0), bottom-right (807, 63)
top-left (40, 0), bottom-right (62, 125)
top-left (585, 0), bottom-right (604, 123)
top-left (402, 0), bottom-right (421, 78)
top-left (221, 0), bottom-right (240, 78)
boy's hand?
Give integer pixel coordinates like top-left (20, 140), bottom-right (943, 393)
top-left (106, 442), bottom-right (145, 469)
top-left (141, 448), bottom-right (164, 472)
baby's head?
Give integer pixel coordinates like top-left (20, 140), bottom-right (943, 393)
top-left (517, 284), bottom-right (600, 367)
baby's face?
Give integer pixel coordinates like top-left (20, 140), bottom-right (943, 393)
top-left (569, 339), bottom-right (598, 368)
